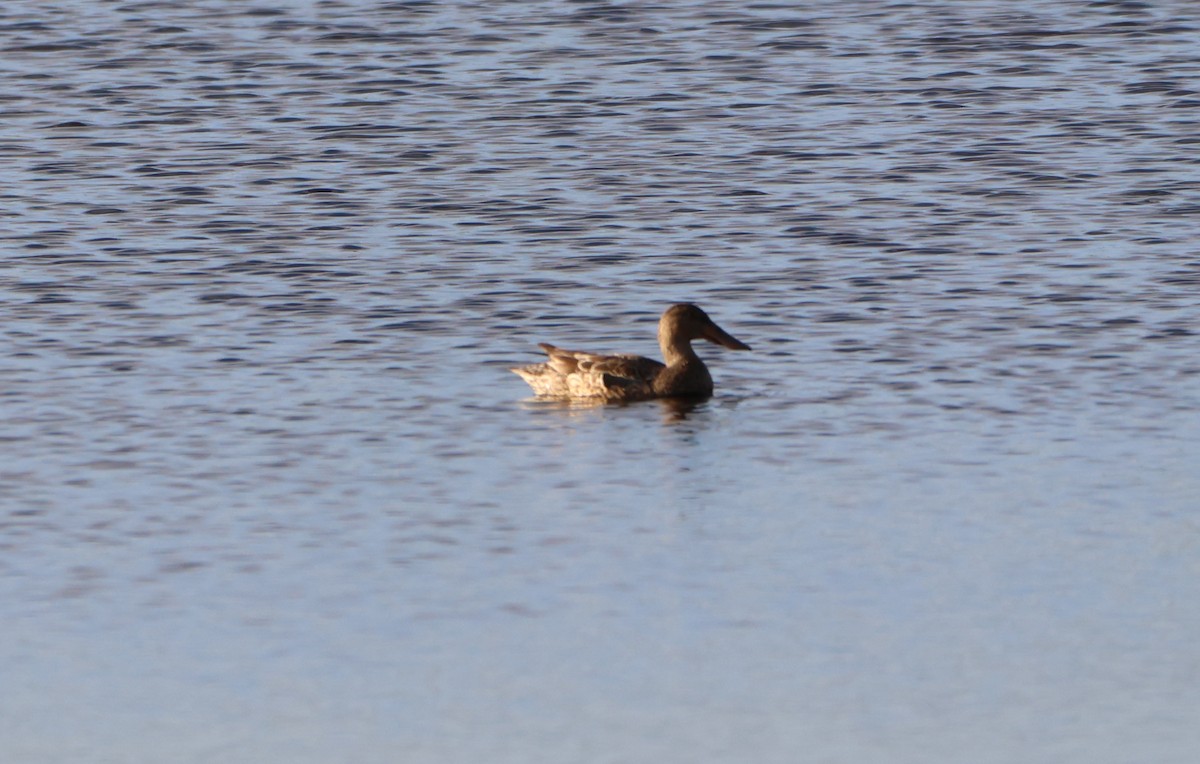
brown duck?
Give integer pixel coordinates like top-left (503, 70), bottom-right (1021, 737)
top-left (511, 304), bottom-right (751, 401)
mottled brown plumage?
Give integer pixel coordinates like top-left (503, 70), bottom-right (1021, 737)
top-left (511, 304), bottom-right (751, 401)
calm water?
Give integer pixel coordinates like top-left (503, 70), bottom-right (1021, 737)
top-left (3, 0), bottom-right (1199, 761)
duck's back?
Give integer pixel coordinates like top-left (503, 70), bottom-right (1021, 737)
top-left (512, 344), bottom-right (665, 400)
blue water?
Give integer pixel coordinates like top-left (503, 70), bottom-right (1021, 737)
top-left (3, 1), bottom-right (1199, 761)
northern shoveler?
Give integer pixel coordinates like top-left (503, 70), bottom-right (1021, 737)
top-left (511, 303), bottom-right (751, 402)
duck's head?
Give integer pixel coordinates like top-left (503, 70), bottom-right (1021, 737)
top-left (659, 303), bottom-right (751, 351)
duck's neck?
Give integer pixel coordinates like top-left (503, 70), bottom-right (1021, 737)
top-left (660, 336), bottom-right (701, 367)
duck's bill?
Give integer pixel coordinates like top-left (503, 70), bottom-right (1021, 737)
top-left (703, 321), bottom-right (751, 351)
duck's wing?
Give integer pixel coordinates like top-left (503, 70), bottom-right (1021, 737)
top-left (539, 344), bottom-right (664, 382)
top-left (517, 344), bottom-right (663, 399)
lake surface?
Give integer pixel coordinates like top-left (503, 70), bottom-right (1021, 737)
top-left (3, 1), bottom-right (1199, 761)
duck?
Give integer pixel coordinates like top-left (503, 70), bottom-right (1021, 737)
top-left (511, 303), bottom-right (751, 401)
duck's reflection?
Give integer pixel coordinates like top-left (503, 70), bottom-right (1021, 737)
top-left (519, 395), bottom-right (705, 420)
top-left (518, 394), bottom-right (716, 423)
top-left (656, 396), bottom-right (705, 421)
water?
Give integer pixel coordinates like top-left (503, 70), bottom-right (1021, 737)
top-left (3, 1), bottom-right (1199, 761)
